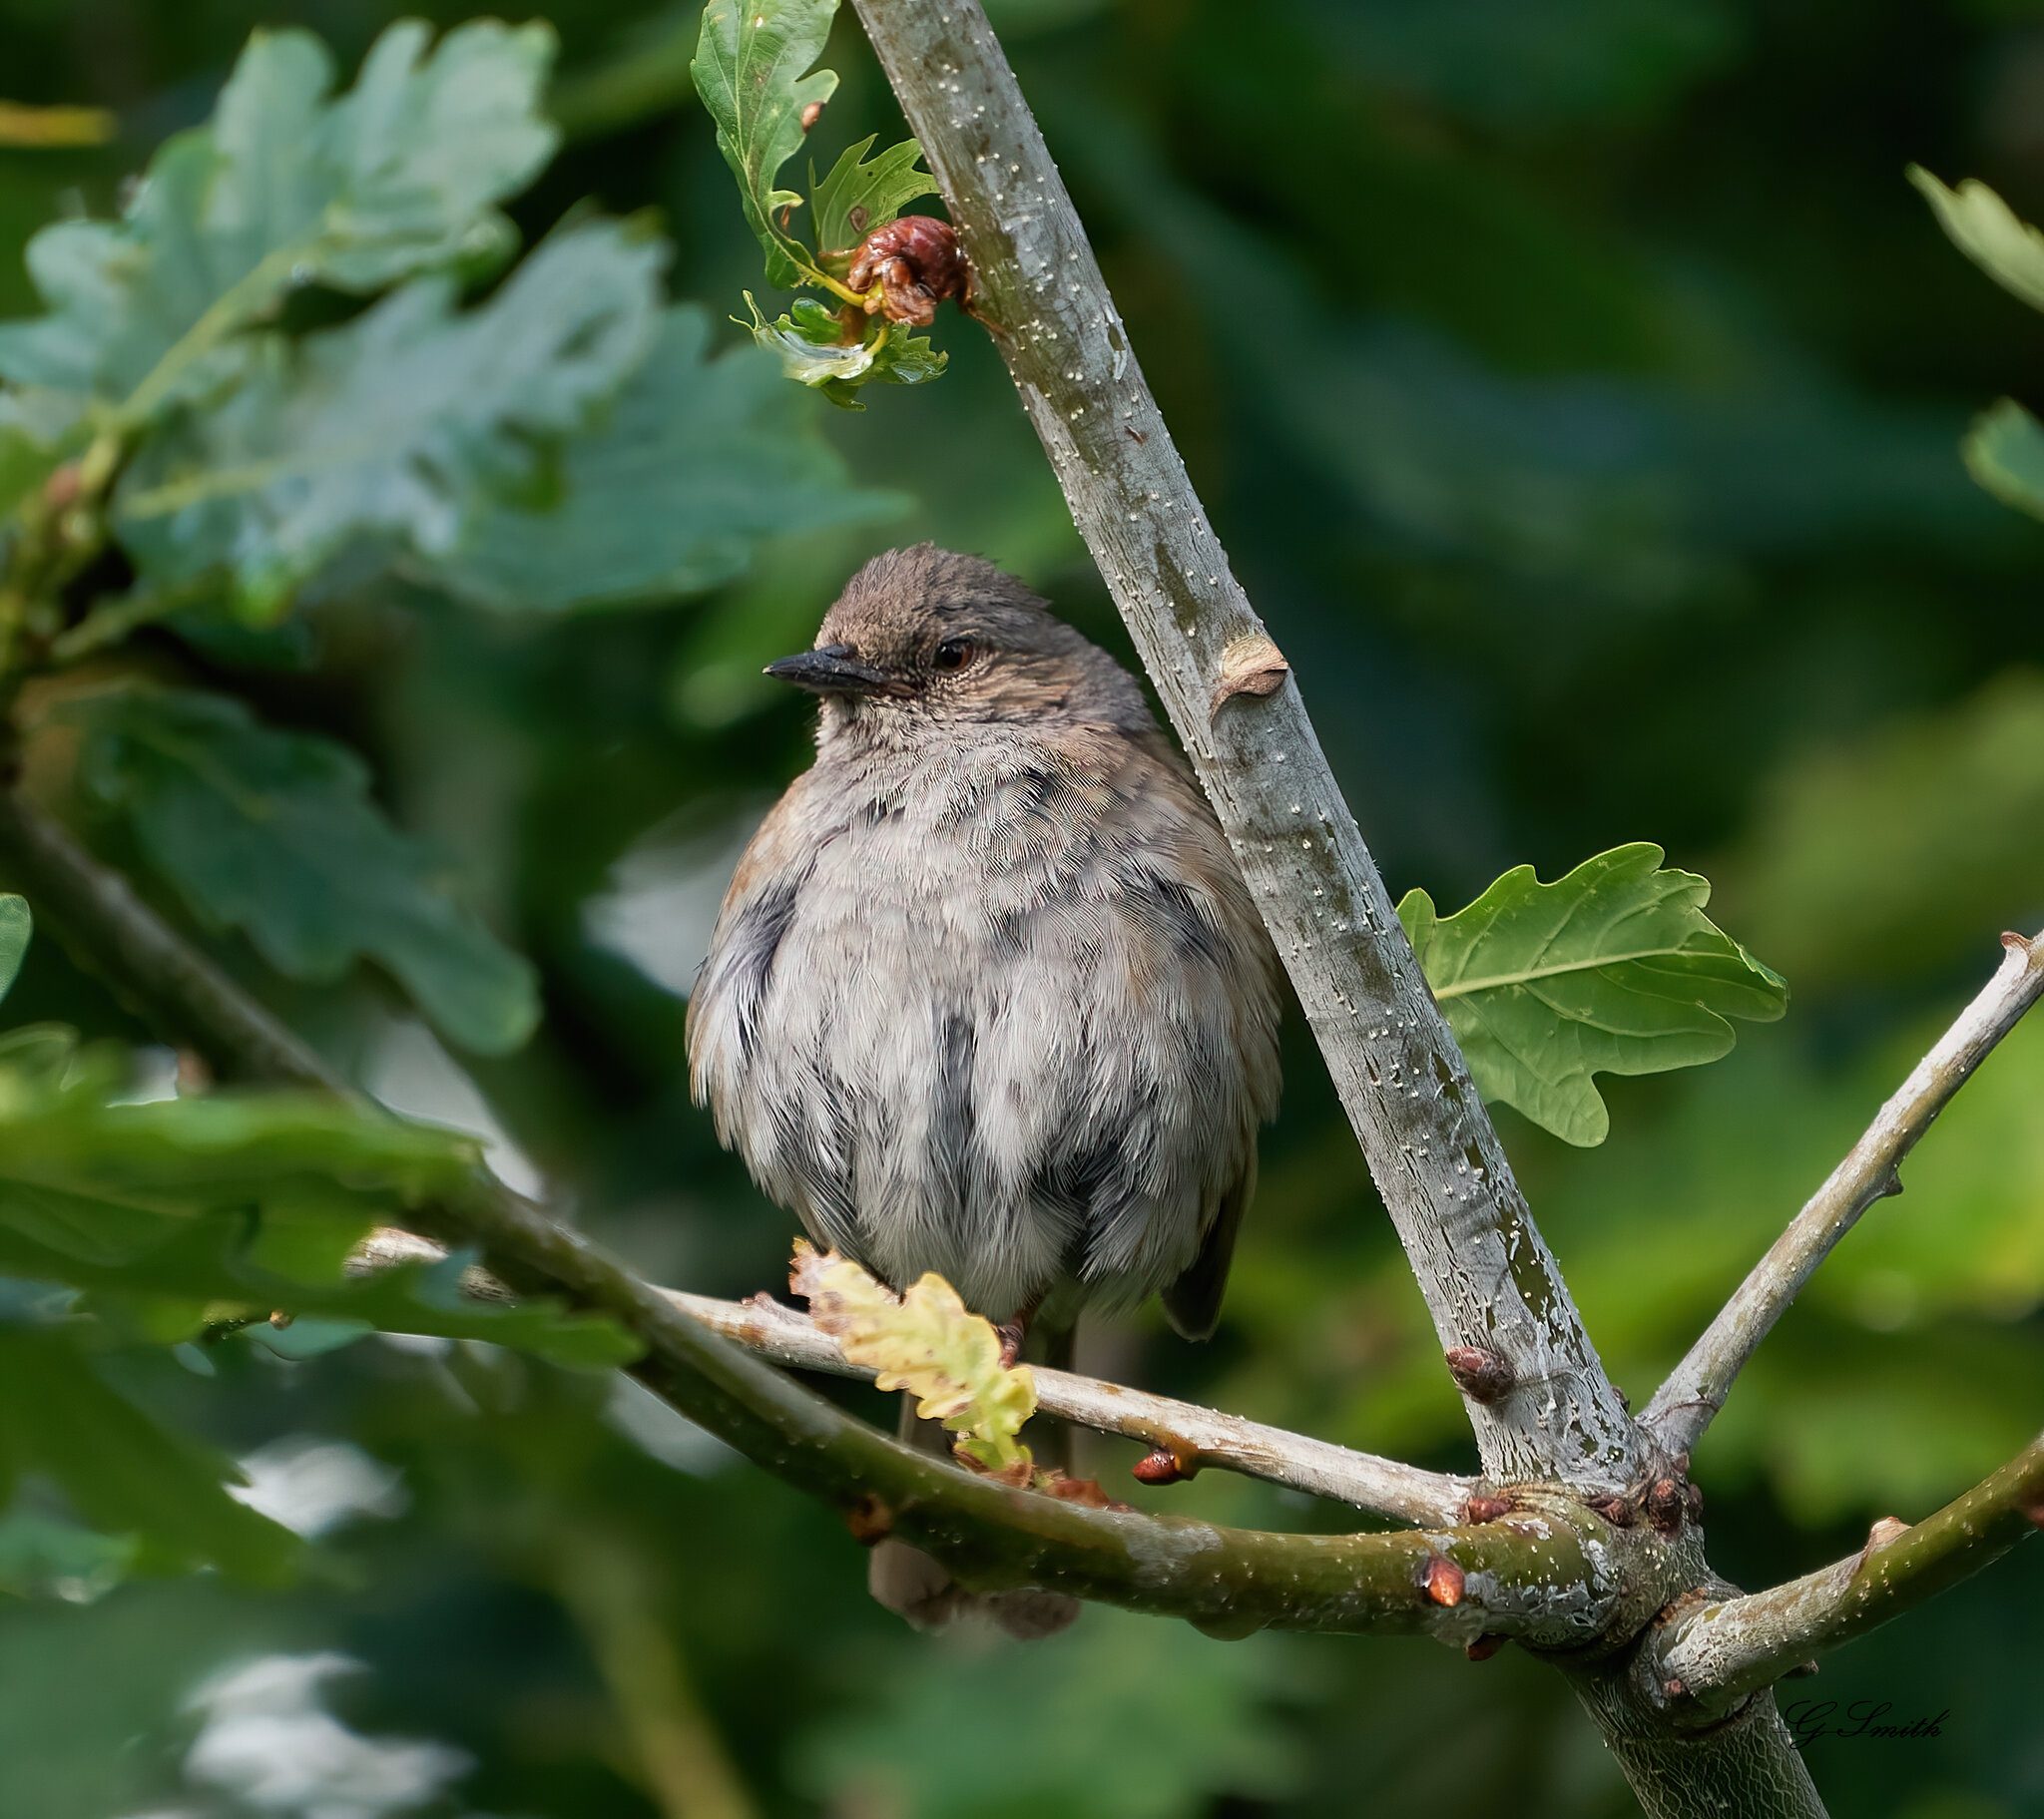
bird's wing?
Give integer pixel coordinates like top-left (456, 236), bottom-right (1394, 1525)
top-left (1161, 1151), bottom-right (1258, 1342)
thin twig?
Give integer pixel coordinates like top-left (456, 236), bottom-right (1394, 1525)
top-left (1645, 931), bottom-right (2044, 1456)
top-left (348, 1228), bottom-right (1474, 1525)
top-left (1651, 1434), bottom-right (2044, 1713)
top-left (845, 0), bottom-right (1636, 1490)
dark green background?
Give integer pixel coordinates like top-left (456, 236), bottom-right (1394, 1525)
top-left (2, 1), bottom-right (2041, 1814)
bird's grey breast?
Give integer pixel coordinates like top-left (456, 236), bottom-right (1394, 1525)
top-left (691, 727), bottom-right (1277, 1320)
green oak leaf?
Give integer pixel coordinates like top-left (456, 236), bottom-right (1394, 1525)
top-left (1399, 843), bottom-right (1787, 1145)
top-left (0, 897), bottom-right (27, 1006)
top-left (0, 1324), bottom-right (298, 1584)
top-left (1962, 398), bottom-right (2044, 524)
top-left (0, 1073), bottom-right (635, 1368)
top-left (692, 0), bottom-right (839, 289)
top-left (811, 134), bottom-right (936, 265)
top-left (113, 219), bottom-right (664, 614)
top-left (740, 292), bottom-right (945, 410)
top-left (425, 306), bottom-right (900, 612)
top-left (64, 685), bottom-right (539, 1055)
top-left (0, 21), bottom-right (557, 414)
top-left (1910, 166), bottom-right (2044, 317)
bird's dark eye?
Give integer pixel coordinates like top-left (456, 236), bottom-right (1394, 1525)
top-left (931, 637), bottom-right (975, 674)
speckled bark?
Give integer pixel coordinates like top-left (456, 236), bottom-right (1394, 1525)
top-left (1653, 1434), bottom-right (2044, 1712)
top-left (1569, 1674), bottom-right (1826, 1819)
top-left (846, 0), bottom-right (1637, 1494)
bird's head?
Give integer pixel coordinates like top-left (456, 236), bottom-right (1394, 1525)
top-left (766, 546), bottom-right (1145, 746)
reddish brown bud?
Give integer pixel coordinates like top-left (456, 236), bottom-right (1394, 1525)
top-left (1465, 1633), bottom-right (1506, 1662)
top-left (2020, 1494), bottom-right (2044, 1531)
top-left (799, 100), bottom-right (825, 133)
top-left (1663, 1676), bottom-right (1689, 1701)
top-left (846, 215), bottom-right (970, 326)
top-left (1421, 1556), bottom-right (1465, 1607)
top-left (1461, 1494), bottom-right (1513, 1525)
top-left (1585, 1493), bottom-right (1635, 1529)
top-left (1131, 1445), bottom-right (1200, 1486)
top-left (266, 1309), bottom-right (293, 1329)
top-left (1645, 1478), bottom-right (1687, 1535)
top-left (844, 1495), bottom-right (893, 1545)
top-left (1866, 1516), bottom-right (1909, 1551)
top-left (1685, 1481), bottom-right (1706, 1522)
top-left (1443, 1345), bottom-right (1514, 1403)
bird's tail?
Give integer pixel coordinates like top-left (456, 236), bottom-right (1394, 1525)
top-left (866, 1334), bottom-right (1081, 1639)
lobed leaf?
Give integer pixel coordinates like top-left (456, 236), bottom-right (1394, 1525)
top-left (1961, 398), bottom-right (2044, 524)
top-left (113, 219), bottom-right (665, 614)
top-left (789, 1241), bottom-right (1035, 1471)
top-left (1910, 166), bottom-right (2044, 318)
top-left (1399, 843), bottom-right (1787, 1145)
top-left (64, 685), bottom-right (539, 1055)
top-left (810, 135), bottom-right (937, 264)
top-left (0, 21), bottom-right (558, 414)
top-left (0, 1066), bottom-right (636, 1367)
top-left (692, 0), bottom-right (840, 289)
top-left (427, 306), bottom-right (900, 612)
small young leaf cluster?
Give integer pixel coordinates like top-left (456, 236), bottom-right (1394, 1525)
top-left (791, 1240), bottom-right (1037, 1473)
top-left (694, 0), bottom-right (948, 406)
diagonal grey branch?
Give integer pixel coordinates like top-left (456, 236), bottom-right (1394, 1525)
top-left (1645, 930), bottom-right (2044, 1456)
top-left (1649, 1433), bottom-right (2044, 1714)
top-left (844, 0), bottom-right (1636, 1491)
top-left (348, 1227), bottom-right (1474, 1526)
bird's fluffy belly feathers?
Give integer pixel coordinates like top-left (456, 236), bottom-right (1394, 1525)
top-left (688, 730), bottom-right (1278, 1322)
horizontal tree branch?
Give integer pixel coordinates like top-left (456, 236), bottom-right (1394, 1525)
top-left (1650, 1433), bottom-right (2044, 1714)
top-left (407, 1170), bottom-right (1622, 1644)
top-left (847, 0), bottom-right (1638, 1491)
top-left (1645, 930), bottom-right (2044, 1456)
top-left (350, 1227), bottom-right (1474, 1526)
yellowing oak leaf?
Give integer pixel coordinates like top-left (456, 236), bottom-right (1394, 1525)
top-left (788, 1240), bottom-right (1036, 1472)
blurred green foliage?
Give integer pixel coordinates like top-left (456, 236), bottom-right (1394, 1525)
top-left (0, 3), bottom-right (2038, 1818)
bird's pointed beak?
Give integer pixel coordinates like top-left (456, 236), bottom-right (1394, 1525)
top-left (763, 644), bottom-right (909, 698)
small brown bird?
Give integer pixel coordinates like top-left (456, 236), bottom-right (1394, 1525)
top-left (687, 547), bottom-right (1280, 1633)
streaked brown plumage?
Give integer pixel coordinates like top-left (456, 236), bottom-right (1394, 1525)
top-left (687, 546), bottom-right (1281, 1632)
